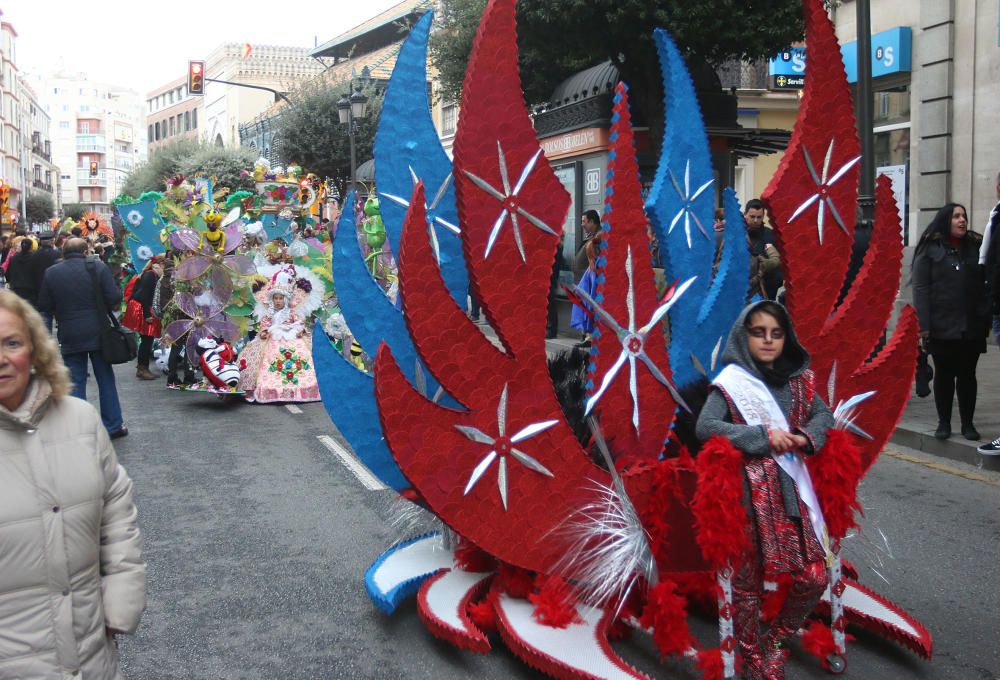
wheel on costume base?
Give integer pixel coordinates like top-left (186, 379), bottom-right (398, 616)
top-left (826, 653), bottom-right (847, 674)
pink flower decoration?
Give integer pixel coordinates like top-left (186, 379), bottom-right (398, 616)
top-left (163, 292), bottom-right (240, 360)
top-left (170, 225), bottom-right (255, 302)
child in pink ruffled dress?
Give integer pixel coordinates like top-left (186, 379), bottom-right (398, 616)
top-left (238, 267), bottom-right (320, 403)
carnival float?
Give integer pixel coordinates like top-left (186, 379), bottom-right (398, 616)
top-left (312, 0), bottom-right (932, 678)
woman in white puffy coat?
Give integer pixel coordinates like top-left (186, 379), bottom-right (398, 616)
top-left (0, 290), bottom-right (146, 679)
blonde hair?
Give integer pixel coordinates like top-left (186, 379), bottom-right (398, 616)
top-left (0, 290), bottom-right (71, 400)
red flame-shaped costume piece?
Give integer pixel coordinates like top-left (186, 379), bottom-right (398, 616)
top-left (374, 0), bottom-right (609, 573)
top-left (763, 0), bottom-right (919, 473)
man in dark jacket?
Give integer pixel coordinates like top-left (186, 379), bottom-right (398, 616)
top-left (6, 238), bottom-right (38, 307)
top-left (32, 231), bottom-right (60, 331)
top-left (980, 172), bottom-right (1000, 342)
top-left (37, 238), bottom-right (127, 438)
top-left (573, 210), bottom-right (601, 278)
top-left (977, 173), bottom-right (1000, 454)
top-left (745, 198), bottom-right (783, 300)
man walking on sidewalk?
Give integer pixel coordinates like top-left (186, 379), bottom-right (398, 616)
top-left (977, 172), bottom-right (1000, 455)
top-left (37, 238), bottom-right (128, 439)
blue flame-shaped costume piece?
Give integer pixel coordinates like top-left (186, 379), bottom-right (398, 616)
top-left (260, 213), bottom-right (294, 242)
top-left (316, 12), bottom-right (464, 492)
top-left (374, 10), bottom-right (467, 307)
top-left (645, 29), bottom-right (749, 387)
top-left (316, 193), bottom-right (413, 491)
top-left (115, 199), bottom-right (166, 267)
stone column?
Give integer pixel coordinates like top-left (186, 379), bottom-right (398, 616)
top-left (915, 0), bottom-right (955, 229)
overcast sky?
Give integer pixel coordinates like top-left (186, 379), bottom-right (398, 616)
top-left (5, 0), bottom-right (403, 94)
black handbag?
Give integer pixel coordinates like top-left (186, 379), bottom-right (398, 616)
top-left (86, 261), bottom-right (137, 365)
top-left (915, 346), bottom-right (933, 398)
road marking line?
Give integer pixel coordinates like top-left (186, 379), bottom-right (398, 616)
top-left (317, 435), bottom-right (386, 491)
top-left (884, 448), bottom-right (1000, 490)
top-left (285, 404), bottom-right (303, 414)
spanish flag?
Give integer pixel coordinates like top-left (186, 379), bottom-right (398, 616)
top-left (242, 43), bottom-right (253, 60)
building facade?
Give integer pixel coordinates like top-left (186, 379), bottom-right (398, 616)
top-left (202, 43), bottom-right (324, 149)
top-left (146, 77), bottom-right (201, 153)
top-left (830, 0), bottom-right (1000, 244)
top-left (31, 71), bottom-right (147, 217)
top-left (0, 14), bottom-right (24, 227)
top-left (19, 78), bottom-right (60, 223)
top-left (719, 60), bottom-right (801, 207)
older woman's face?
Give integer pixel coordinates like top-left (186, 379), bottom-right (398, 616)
top-left (0, 308), bottom-right (33, 411)
top-left (950, 206), bottom-right (968, 239)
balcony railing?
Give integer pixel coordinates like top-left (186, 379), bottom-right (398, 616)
top-left (717, 59), bottom-right (771, 91)
top-left (32, 179), bottom-right (53, 192)
top-left (76, 135), bottom-right (107, 152)
top-left (31, 145), bottom-right (52, 161)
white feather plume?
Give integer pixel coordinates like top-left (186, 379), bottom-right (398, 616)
top-left (551, 418), bottom-right (657, 608)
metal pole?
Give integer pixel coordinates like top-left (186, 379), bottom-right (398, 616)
top-left (348, 105), bottom-right (357, 197)
top-left (856, 0), bottom-right (876, 226)
top-left (204, 78), bottom-right (292, 106)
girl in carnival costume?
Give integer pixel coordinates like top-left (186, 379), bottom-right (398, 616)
top-left (696, 300), bottom-right (834, 680)
top-left (238, 266), bottom-right (320, 403)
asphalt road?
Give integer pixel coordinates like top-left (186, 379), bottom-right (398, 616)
top-left (84, 364), bottom-right (1000, 680)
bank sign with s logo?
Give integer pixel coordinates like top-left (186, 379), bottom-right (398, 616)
top-left (769, 47), bottom-right (806, 77)
top-left (770, 27), bottom-right (912, 85)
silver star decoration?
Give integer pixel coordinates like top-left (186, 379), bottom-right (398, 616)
top-left (463, 142), bottom-right (558, 261)
top-left (380, 167), bottom-right (460, 264)
top-left (667, 159), bottom-right (715, 248)
top-left (454, 384), bottom-right (557, 510)
top-left (413, 359), bottom-right (445, 404)
top-left (574, 246), bottom-right (696, 430)
top-left (787, 140), bottom-right (861, 244)
top-left (827, 361), bottom-right (876, 440)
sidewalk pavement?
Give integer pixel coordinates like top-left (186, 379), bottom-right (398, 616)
top-left (890, 343), bottom-right (1000, 471)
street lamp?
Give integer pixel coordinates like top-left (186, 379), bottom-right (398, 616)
top-left (856, 0), bottom-right (875, 227)
top-left (337, 82), bottom-right (369, 196)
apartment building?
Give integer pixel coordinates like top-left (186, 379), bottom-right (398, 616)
top-left (31, 71), bottom-right (147, 217)
top-left (146, 76), bottom-right (200, 153)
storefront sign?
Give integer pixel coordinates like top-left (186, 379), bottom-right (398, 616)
top-left (841, 27), bottom-right (912, 83)
top-left (769, 27), bottom-right (912, 88)
top-left (540, 128), bottom-right (609, 161)
top-left (770, 47), bottom-right (806, 76)
top-left (773, 74), bottom-right (806, 89)
top-left (769, 47), bottom-right (806, 90)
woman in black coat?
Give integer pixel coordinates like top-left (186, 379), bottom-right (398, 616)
top-left (912, 203), bottom-right (990, 440)
top-left (5, 238), bottom-right (37, 307)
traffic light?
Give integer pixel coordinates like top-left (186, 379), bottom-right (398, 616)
top-left (89, 161), bottom-right (99, 177)
top-left (188, 60), bottom-right (205, 95)
top-left (0, 181), bottom-right (8, 223)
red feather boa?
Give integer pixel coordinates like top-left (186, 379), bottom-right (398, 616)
top-left (691, 436), bottom-right (751, 571)
top-left (806, 429), bottom-right (864, 540)
top-left (454, 539), bottom-right (498, 573)
top-left (639, 577), bottom-right (692, 658)
top-left (800, 619), bottom-right (855, 669)
top-left (529, 575), bottom-right (582, 628)
top-left (495, 562), bottom-right (535, 599)
top-left (696, 648), bottom-right (724, 680)
top-left (467, 593), bottom-right (498, 632)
